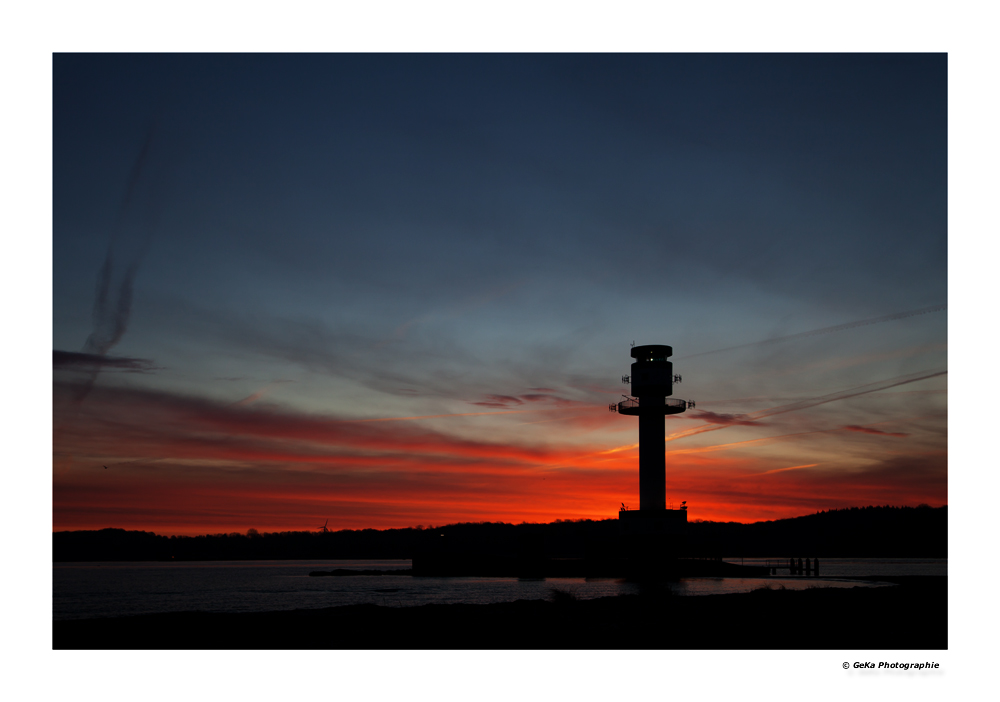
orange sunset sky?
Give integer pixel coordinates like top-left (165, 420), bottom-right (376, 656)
top-left (53, 54), bottom-right (947, 535)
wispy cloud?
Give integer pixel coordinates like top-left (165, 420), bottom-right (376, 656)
top-left (843, 425), bottom-right (909, 438)
top-left (53, 380), bottom-right (638, 531)
top-left (757, 463), bottom-right (818, 476)
top-left (352, 408), bottom-right (563, 422)
top-left (678, 304), bottom-right (946, 360)
top-left (235, 380), bottom-right (293, 406)
top-left (664, 367), bottom-right (947, 444)
top-left (666, 428), bottom-right (844, 456)
top-left (691, 409), bottom-right (760, 427)
top-left (54, 382), bottom-right (592, 471)
top-left (471, 394), bottom-right (525, 408)
top-left (53, 350), bottom-right (157, 373)
top-left (53, 386), bottom-right (947, 533)
top-left (470, 390), bottom-right (588, 409)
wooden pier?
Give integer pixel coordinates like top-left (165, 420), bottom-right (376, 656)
top-left (764, 557), bottom-right (820, 576)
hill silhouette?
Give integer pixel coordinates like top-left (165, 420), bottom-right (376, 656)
top-left (53, 505), bottom-right (945, 562)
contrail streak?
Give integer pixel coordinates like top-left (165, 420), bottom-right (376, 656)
top-left (677, 304), bottom-right (946, 360)
top-left (115, 127), bottom-right (157, 237)
top-left (744, 368), bottom-right (948, 420)
top-left (757, 463), bottom-right (818, 476)
top-left (664, 367), bottom-right (947, 444)
top-left (600, 443), bottom-right (638, 455)
top-left (665, 416), bottom-right (923, 456)
top-left (513, 413), bottom-right (594, 426)
top-left (84, 260), bottom-right (139, 357)
top-left (665, 428), bottom-right (842, 455)
top-left (73, 127), bottom-right (161, 402)
top-left (350, 407), bottom-right (575, 423)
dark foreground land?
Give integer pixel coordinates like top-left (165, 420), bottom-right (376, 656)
top-left (54, 576), bottom-right (945, 650)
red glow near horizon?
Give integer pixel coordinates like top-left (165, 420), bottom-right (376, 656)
top-left (52, 382), bottom-right (947, 536)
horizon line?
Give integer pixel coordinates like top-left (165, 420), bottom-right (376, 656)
top-left (52, 503), bottom-right (948, 537)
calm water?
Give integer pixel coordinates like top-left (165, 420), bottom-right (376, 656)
top-left (53, 558), bottom-right (945, 621)
top-left (723, 557), bottom-right (947, 578)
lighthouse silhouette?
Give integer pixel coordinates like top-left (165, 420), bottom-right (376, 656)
top-left (611, 344), bottom-right (694, 546)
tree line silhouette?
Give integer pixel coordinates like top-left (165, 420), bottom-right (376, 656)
top-left (53, 505), bottom-right (946, 562)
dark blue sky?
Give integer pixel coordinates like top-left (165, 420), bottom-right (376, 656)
top-left (52, 54), bottom-right (947, 530)
top-left (55, 56), bottom-right (946, 319)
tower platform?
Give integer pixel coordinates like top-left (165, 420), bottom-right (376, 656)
top-left (616, 397), bottom-right (689, 416)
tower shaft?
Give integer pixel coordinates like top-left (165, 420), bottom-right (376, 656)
top-left (638, 410), bottom-right (666, 511)
top-left (613, 344), bottom-right (692, 555)
top-left (614, 344), bottom-right (691, 513)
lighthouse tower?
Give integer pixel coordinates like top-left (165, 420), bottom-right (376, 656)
top-left (611, 344), bottom-right (693, 541)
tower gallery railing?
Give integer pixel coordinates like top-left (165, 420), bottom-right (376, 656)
top-left (614, 396), bottom-right (689, 413)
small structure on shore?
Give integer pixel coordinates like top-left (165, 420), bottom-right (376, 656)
top-left (767, 558), bottom-right (820, 577)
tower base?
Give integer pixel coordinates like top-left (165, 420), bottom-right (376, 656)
top-left (618, 509), bottom-right (688, 567)
top-left (618, 508), bottom-right (687, 536)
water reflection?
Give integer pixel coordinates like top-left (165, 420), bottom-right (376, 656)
top-left (54, 558), bottom-right (934, 621)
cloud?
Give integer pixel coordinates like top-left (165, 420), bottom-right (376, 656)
top-left (664, 367), bottom-right (947, 445)
top-left (235, 380), bottom-right (294, 405)
top-left (52, 377), bottom-right (947, 532)
top-left (842, 425), bottom-right (909, 438)
top-left (471, 394), bottom-right (525, 408)
top-left (53, 382), bottom-right (594, 472)
top-left (146, 297), bottom-right (474, 400)
top-left (749, 368), bottom-right (946, 420)
top-left (666, 428), bottom-right (843, 456)
top-left (470, 391), bottom-right (589, 409)
top-left (354, 409), bottom-right (552, 423)
top-left (53, 380), bottom-right (642, 531)
top-left (691, 409), bottom-right (760, 427)
top-left (644, 452), bottom-right (947, 523)
top-left (665, 417), bottom-right (924, 457)
top-left (53, 350), bottom-right (157, 372)
top-left (756, 463), bottom-right (818, 476)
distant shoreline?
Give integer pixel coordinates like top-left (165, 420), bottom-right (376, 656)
top-left (52, 506), bottom-right (948, 562)
top-left (53, 575), bottom-right (946, 650)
